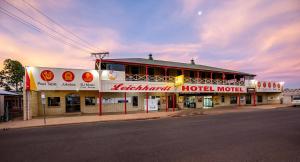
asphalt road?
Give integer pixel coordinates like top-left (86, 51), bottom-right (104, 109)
top-left (1, 107), bottom-right (300, 162)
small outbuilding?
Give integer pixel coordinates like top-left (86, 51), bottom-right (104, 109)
top-left (0, 90), bottom-right (23, 121)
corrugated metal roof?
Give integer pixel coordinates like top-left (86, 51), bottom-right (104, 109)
top-left (103, 58), bottom-right (255, 76)
top-left (0, 90), bottom-right (18, 95)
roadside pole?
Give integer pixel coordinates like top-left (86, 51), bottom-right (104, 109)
top-left (41, 92), bottom-right (46, 125)
top-left (91, 52), bottom-right (109, 116)
top-left (5, 102), bottom-right (9, 122)
top-left (98, 58), bottom-right (102, 115)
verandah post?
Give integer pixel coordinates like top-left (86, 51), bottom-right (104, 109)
top-left (172, 93), bottom-right (175, 112)
top-left (166, 93), bottom-right (168, 112)
top-left (99, 92), bottom-right (102, 115)
top-left (124, 92), bottom-right (127, 114)
top-left (146, 65), bottom-right (149, 113)
top-left (238, 93), bottom-right (241, 106)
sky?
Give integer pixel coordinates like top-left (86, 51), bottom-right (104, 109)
top-left (0, 0), bottom-right (299, 88)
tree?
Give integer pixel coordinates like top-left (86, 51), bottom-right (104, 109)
top-left (0, 59), bottom-right (24, 91)
top-left (0, 70), bottom-right (7, 87)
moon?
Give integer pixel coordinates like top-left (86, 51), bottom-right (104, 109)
top-left (198, 11), bottom-right (202, 16)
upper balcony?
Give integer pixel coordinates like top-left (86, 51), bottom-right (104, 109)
top-left (98, 56), bottom-right (255, 87)
top-left (125, 74), bottom-right (245, 86)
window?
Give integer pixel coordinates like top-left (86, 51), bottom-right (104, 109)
top-left (48, 97), bottom-right (60, 106)
top-left (257, 96), bottom-right (263, 103)
top-left (230, 96), bottom-right (237, 104)
top-left (131, 67), bottom-right (139, 74)
top-left (190, 71), bottom-right (195, 78)
top-left (148, 68), bottom-right (155, 75)
top-left (155, 96), bottom-right (161, 106)
top-left (292, 96), bottom-right (300, 100)
top-left (221, 96), bottom-right (225, 103)
top-left (132, 96), bottom-right (138, 107)
top-left (177, 70), bottom-right (182, 76)
top-left (102, 63), bottom-right (125, 71)
top-left (85, 97), bottom-right (96, 106)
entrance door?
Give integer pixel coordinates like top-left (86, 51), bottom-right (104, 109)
top-left (66, 94), bottom-right (80, 113)
top-left (246, 94), bottom-right (252, 104)
top-left (184, 96), bottom-right (196, 108)
top-left (203, 96), bottom-right (213, 108)
top-left (168, 94), bottom-right (176, 108)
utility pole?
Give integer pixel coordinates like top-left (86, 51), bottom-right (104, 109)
top-left (91, 52), bottom-right (109, 115)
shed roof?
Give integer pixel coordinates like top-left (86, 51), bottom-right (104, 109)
top-left (0, 90), bottom-right (19, 96)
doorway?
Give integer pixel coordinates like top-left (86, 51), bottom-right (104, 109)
top-left (66, 94), bottom-right (80, 113)
top-left (168, 94), bottom-right (176, 108)
top-left (184, 96), bottom-right (196, 108)
top-left (246, 94), bottom-right (252, 104)
top-left (203, 96), bottom-right (213, 108)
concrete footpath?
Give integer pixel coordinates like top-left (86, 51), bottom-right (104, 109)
top-left (0, 104), bottom-right (291, 129)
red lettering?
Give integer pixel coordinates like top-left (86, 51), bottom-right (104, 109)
top-left (190, 86), bottom-right (197, 91)
top-left (111, 84), bottom-right (173, 92)
top-left (142, 85), bottom-right (149, 90)
top-left (204, 86), bottom-right (209, 91)
top-left (182, 85), bottom-right (189, 91)
top-left (125, 85), bottom-right (131, 90)
top-left (234, 87), bottom-right (238, 92)
top-left (225, 87), bottom-right (230, 91)
top-left (161, 86), bottom-right (167, 91)
top-left (231, 87), bottom-right (234, 92)
top-left (165, 86), bottom-right (172, 91)
top-left (111, 83), bottom-right (124, 90)
top-left (217, 87), bottom-right (225, 92)
top-left (135, 85), bottom-right (143, 90)
top-left (198, 86), bottom-right (203, 91)
top-left (210, 86), bottom-right (214, 91)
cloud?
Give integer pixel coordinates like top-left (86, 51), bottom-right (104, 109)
top-left (198, 0), bottom-right (300, 48)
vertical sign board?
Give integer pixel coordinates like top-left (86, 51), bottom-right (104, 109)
top-left (41, 92), bottom-right (46, 124)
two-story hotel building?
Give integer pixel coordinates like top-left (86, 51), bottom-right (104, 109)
top-left (23, 54), bottom-right (283, 119)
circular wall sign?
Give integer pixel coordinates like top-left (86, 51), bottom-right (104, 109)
top-left (82, 72), bottom-right (93, 83)
top-left (62, 71), bottom-right (75, 82)
top-left (257, 82), bottom-right (261, 88)
top-left (40, 70), bottom-right (54, 81)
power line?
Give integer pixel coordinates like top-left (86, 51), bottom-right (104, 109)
top-left (2, 0), bottom-right (95, 53)
top-left (0, 7), bottom-right (92, 53)
top-left (22, 0), bottom-right (103, 53)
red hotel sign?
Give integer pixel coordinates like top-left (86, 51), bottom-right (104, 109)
top-left (182, 85), bottom-right (244, 93)
top-left (110, 83), bottom-right (246, 93)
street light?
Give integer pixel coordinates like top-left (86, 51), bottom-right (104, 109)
top-left (91, 52), bottom-right (109, 115)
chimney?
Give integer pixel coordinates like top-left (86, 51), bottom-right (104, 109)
top-left (148, 53), bottom-right (153, 60)
top-left (191, 58), bottom-right (195, 65)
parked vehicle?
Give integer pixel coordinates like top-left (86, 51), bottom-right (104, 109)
top-left (292, 96), bottom-right (300, 107)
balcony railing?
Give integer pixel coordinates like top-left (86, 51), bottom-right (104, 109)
top-left (125, 74), bottom-right (245, 86)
